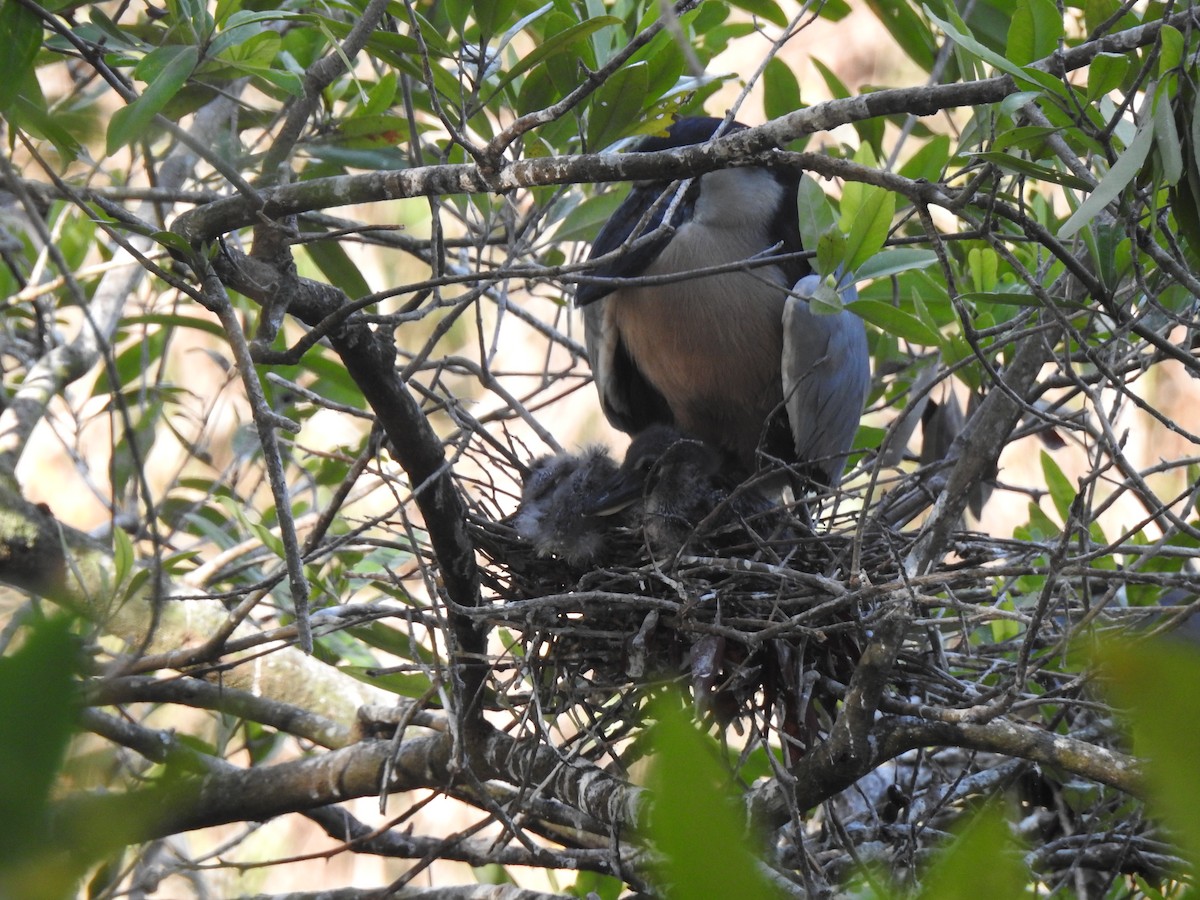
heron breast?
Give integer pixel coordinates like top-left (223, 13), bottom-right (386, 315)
top-left (609, 228), bottom-right (788, 461)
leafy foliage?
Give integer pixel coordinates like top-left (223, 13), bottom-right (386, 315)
top-left (0, 0), bottom-right (1199, 896)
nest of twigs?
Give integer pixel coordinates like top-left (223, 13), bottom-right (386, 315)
top-left (469, 485), bottom-right (931, 760)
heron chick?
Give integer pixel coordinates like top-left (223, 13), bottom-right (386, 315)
top-left (512, 446), bottom-right (626, 566)
top-left (591, 425), bottom-right (785, 558)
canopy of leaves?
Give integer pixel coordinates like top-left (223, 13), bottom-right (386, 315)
top-left (1, 0), bottom-right (1199, 897)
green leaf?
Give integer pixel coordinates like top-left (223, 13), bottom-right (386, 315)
top-left (485, 16), bottom-right (620, 105)
top-left (555, 189), bottom-right (629, 244)
top-left (763, 56), bottom-right (802, 121)
top-left (1100, 640), bottom-right (1200, 870)
top-left (897, 133), bottom-right (951, 182)
top-left (474, 0), bottom-right (518, 39)
top-left (967, 247), bottom-right (998, 293)
top-left (0, 617), bottom-right (78, 866)
top-left (0, 0), bottom-right (42, 115)
top-left (646, 695), bottom-right (777, 900)
top-left (340, 666), bottom-right (435, 698)
top-left (302, 241), bottom-right (372, 300)
top-left (866, 0), bottom-right (937, 70)
top-left (586, 63), bottom-right (648, 150)
top-left (968, 151), bottom-right (1094, 191)
top-left (1058, 101), bottom-right (1155, 238)
top-left (107, 45), bottom-right (200, 155)
top-left (362, 72), bottom-right (398, 116)
top-left (920, 805), bottom-right (1030, 900)
top-left (847, 299), bottom-right (940, 345)
top-left (815, 229), bottom-right (846, 280)
top-left (796, 175), bottom-right (836, 253)
top-left (811, 57), bottom-right (849, 101)
top-left (1006, 0), bottom-right (1062, 66)
top-left (113, 526), bottom-right (135, 589)
top-left (1040, 450), bottom-right (1075, 523)
top-left (727, 0), bottom-right (787, 27)
top-left (1087, 52), bottom-right (1129, 100)
top-left (1153, 85), bottom-right (1183, 186)
top-left (854, 248), bottom-right (938, 280)
top-left (925, 5), bottom-right (1030, 82)
top-left (841, 148), bottom-right (895, 271)
top-left (1157, 25), bottom-right (1184, 77)
top-left (207, 9), bottom-right (308, 59)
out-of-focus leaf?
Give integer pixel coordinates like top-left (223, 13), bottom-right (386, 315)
top-left (967, 247), bottom-right (998, 293)
top-left (107, 45), bottom-right (199, 155)
top-left (303, 241), bottom-right (373, 300)
top-left (1040, 450), bottom-right (1076, 523)
top-left (1157, 25), bottom-right (1184, 77)
top-left (570, 870), bottom-right (625, 900)
top-left (763, 56), bottom-right (802, 121)
top-left (485, 16), bottom-right (620, 104)
top-left (816, 229), bottom-right (846, 280)
top-left (1088, 52), bottom-right (1130, 99)
top-left (1100, 640), bottom-right (1200, 870)
top-left (864, 0), bottom-right (937, 70)
top-left (796, 175), bottom-right (836, 253)
top-left (855, 248), bottom-right (938, 281)
top-left (926, 5), bottom-right (1029, 81)
top-left (897, 133), bottom-right (951, 181)
top-left (0, 0), bottom-right (42, 115)
top-left (1006, 0), bottom-right (1062, 66)
top-left (1058, 103), bottom-right (1155, 238)
top-left (727, 0), bottom-right (787, 27)
top-left (206, 9), bottom-right (308, 59)
top-left (586, 63), bottom-right (648, 150)
top-left (847, 299), bottom-right (940, 345)
top-left (921, 804), bottom-right (1030, 900)
top-left (475, 0), bottom-right (518, 39)
top-left (841, 147), bottom-right (895, 271)
top-left (0, 617), bottom-right (78, 869)
top-left (555, 189), bottom-right (628, 244)
top-left (1153, 87), bottom-right (1183, 186)
top-left (646, 695), bottom-right (776, 900)
top-left (340, 666), bottom-right (436, 698)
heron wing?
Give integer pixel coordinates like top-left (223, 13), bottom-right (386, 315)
top-left (574, 181), bottom-right (694, 307)
top-left (781, 294), bottom-right (870, 484)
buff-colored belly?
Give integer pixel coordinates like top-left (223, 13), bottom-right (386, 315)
top-left (610, 235), bottom-right (787, 464)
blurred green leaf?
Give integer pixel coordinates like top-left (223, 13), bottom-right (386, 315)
top-left (1088, 52), bottom-right (1130, 100)
top-left (1039, 450), bottom-right (1075, 523)
top-left (796, 175), bottom-right (837, 253)
top-left (646, 695), bottom-right (777, 900)
top-left (107, 45), bottom-right (199, 155)
top-left (555, 189), bottom-right (629, 244)
top-left (1059, 104), bottom-right (1155, 239)
top-left (969, 151), bottom-right (1094, 191)
top-left (855, 248), bottom-right (938, 280)
top-left (475, 0), bottom-right (518, 39)
top-left (727, 0), bottom-right (787, 27)
top-left (763, 57), bottom-right (802, 121)
top-left (919, 804), bottom-right (1030, 900)
top-left (0, 0), bottom-right (42, 115)
top-left (340, 666), bottom-right (436, 699)
top-left (847, 299), bottom-right (939, 345)
top-left (0, 617), bottom-right (78, 853)
top-left (1006, 0), bottom-right (1062, 66)
top-left (1101, 640), bottom-right (1200, 871)
top-left (587, 63), bottom-right (649, 150)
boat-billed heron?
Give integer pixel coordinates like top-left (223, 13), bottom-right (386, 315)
top-left (589, 425), bottom-right (785, 557)
top-left (512, 446), bottom-right (626, 566)
top-left (575, 116), bottom-right (870, 487)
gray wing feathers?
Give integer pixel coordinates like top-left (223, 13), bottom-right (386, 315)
top-left (781, 296), bottom-right (870, 483)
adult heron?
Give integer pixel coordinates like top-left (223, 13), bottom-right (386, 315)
top-left (574, 116), bottom-right (870, 487)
